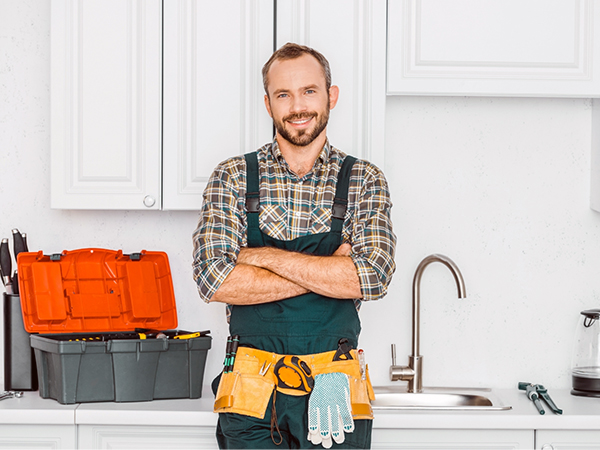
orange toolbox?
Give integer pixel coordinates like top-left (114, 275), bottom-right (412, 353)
top-left (16, 248), bottom-right (211, 404)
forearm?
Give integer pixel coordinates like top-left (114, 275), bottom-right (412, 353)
top-left (238, 247), bottom-right (362, 299)
top-left (210, 263), bottom-right (309, 305)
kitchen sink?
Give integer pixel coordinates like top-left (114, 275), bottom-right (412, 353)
top-left (371, 386), bottom-right (512, 411)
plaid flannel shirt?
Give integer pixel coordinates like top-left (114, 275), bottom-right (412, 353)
top-left (192, 140), bottom-right (396, 319)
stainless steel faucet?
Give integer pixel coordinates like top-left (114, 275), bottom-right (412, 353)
top-left (390, 254), bottom-right (467, 392)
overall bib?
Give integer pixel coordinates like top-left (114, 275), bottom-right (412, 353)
top-left (215, 152), bottom-right (373, 449)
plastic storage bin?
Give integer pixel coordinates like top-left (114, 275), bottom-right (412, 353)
top-left (17, 248), bottom-right (211, 404)
top-left (31, 331), bottom-right (210, 404)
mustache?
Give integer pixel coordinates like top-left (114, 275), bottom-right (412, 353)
top-left (283, 112), bottom-right (317, 122)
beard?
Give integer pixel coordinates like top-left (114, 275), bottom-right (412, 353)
top-left (273, 107), bottom-right (330, 147)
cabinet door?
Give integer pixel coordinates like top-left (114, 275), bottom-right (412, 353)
top-left (536, 430), bottom-right (600, 449)
top-left (372, 428), bottom-right (533, 449)
top-left (592, 100), bottom-right (600, 212)
top-left (0, 424), bottom-right (76, 449)
top-left (162, 0), bottom-right (274, 210)
top-left (276, 0), bottom-right (387, 169)
top-left (51, 0), bottom-right (163, 210)
top-left (387, 0), bottom-right (600, 97)
top-left (78, 424), bottom-right (218, 449)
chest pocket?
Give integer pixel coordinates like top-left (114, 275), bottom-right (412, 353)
top-left (259, 204), bottom-right (288, 240)
top-left (309, 207), bottom-right (331, 235)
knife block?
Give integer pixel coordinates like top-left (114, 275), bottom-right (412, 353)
top-left (3, 293), bottom-right (37, 391)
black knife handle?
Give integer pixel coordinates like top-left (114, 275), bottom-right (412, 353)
top-left (0, 238), bottom-right (11, 282)
top-left (12, 229), bottom-right (26, 259)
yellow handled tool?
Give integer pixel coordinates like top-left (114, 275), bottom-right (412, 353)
top-left (174, 331), bottom-right (205, 340)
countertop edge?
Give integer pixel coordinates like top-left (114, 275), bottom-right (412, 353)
top-left (2, 388), bottom-right (600, 430)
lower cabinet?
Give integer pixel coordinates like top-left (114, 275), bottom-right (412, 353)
top-left (77, 425), bottom-right (218, 449)
top-left (372, 429), bottom-right (534, 449)
top-left (536, 430), bottom-right (600, 450)
top-left (0, 425), bottom-right (76, 449)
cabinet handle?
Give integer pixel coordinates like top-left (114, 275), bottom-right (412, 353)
top-left (541, 444), bottom-right (554, 450)
top-left (143, 195), bottom-right (156, 208)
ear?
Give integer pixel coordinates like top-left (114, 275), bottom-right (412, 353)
top-left (264, 94), bottom-right (273, 118)
top-left (328, 85), bottom-right (339, 110)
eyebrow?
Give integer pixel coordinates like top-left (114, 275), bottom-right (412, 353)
top-left (272, 84), bottom-right (321, 97)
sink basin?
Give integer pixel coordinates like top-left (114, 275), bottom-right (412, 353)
top-left (371, 386), bottom-right (511, 411)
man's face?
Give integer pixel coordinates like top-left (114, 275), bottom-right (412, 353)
top-left (264, 54), bottom-right (338, 148)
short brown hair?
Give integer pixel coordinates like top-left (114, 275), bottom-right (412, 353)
top-left (262, 42), bottom-right (332, 95)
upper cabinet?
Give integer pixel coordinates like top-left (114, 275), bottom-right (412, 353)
top-left (276, 0), bottom-right (387, 169)
top-left (162, 0), bottom-right (274, 210)
top-left (51, 0), bottom-right (163, 210)
top-left (51, 0), bottom-right (274, 210)
top-left (387, 0), bottom-right (600, 97)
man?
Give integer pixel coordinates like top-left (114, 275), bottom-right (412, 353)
top-left (193, 43), bottom-right (396, 449)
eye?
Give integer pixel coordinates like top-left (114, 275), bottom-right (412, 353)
top-left (277, 93), bottom-right (288, 99)
top-left (305, 89), bottom-right (316, 94)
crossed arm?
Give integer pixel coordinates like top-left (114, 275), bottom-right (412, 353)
top-left (210, 243), bottom-right (362, 305)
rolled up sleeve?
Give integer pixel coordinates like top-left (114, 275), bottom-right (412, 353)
top-left (192, 159), bottom-right (246, 303)
top-left (349, 164), bottom-right (397, 301)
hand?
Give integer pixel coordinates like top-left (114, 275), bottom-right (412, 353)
top-left (307, 372), bottom-right (354, 448)
top-left (333, 243), bottom-right (352, 257)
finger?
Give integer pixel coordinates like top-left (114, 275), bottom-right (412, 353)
top-left (308, 406), bottom-right (322, 444)
top-left (321, 434), bottom-right (333, 449)
top-left (319, 405), bottom-right (331, 441)
top-left (331, 405), bottom-right (345, 444)
top-left (341, 386), bottom-right (355, 433)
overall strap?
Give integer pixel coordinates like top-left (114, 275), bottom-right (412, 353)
top-left (244, 152), bottom-right (357, 233)
top-left (331, 155), bottom-right (357, 232)
top-left (244, 152), bottom-right (260, 233)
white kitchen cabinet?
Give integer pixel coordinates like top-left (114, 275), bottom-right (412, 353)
top-left (50, 0), bottom-right (163, 210)
top-left (276, 0), bottom-right (387, 169)
top-left (591, 100), bottom-right (600, 212)
top-left (0, 424), bottom-right (76, 449)
top-left (77, 424), bottom-right (218, 449)
top-left (51, 0), bottom-right (273, 210)
top-left (372, 428), bottom-right (534, 449)
top-left (387, 0), bottom-right (600, 98)
top-left (162, 0), bottom-right (274, 210)
top-left (536, 430), bottom-right (600, 449)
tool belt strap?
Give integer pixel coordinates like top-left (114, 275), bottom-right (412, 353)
top-left (214, 347), bottom-right (375, 420)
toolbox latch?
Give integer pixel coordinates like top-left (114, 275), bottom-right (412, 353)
top-left (50, 253), bottom-right (62, 261)
top-left (129, 253), bottom-right (142, 261)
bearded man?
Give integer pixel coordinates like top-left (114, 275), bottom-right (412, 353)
top-left (193, 43), bottom-right (396, 449)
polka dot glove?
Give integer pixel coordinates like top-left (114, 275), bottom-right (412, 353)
top-left (307, 372), bottom-right (354, 448)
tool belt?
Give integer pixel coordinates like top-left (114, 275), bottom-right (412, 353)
top-left (214, 347), bottom-right (375, 420)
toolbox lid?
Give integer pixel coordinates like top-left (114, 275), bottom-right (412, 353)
top-left (17, 249), bottom-right (178, 333)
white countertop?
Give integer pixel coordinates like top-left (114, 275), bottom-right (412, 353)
top-left (2, 387), bottom-right (600, 430)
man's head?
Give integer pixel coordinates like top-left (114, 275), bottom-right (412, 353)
top-left (262, 43), bottom-right (332, 95)
top-left (262, 43), bottom-right (338, 148)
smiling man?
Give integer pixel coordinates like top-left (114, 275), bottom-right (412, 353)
top-left (193, 43), bottom-right (396, 449)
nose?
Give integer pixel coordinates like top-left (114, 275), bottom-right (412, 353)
top-left (289, 94), bottom-right (308, 114)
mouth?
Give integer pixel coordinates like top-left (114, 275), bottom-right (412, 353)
top-left (285, 114), bottom-right (316, 129)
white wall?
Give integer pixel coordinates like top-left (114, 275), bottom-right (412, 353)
top-left (2, 1), bottom-right (600, 395)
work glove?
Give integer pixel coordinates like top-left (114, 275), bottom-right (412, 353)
top-left (307, 372), bottom-right (354, 448)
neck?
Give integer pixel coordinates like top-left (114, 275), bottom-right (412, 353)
top-left (276, 132), bottom-right (327, 178)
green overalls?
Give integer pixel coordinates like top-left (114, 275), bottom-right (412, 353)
top-left (215, 152), bottom-right (373, 449)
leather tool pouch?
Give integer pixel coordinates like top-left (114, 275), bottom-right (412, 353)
top-left (214, 357), bottom-right (275, 419)
top-left (311, 356), bottom-right (375, 420)
top-left (213, 348), bottom-right (375, 420)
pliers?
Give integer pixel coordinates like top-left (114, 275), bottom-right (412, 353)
top-left (518, 382), bottom-right (562, 415)
top-left (0, 391), bottom-right (23, 401)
